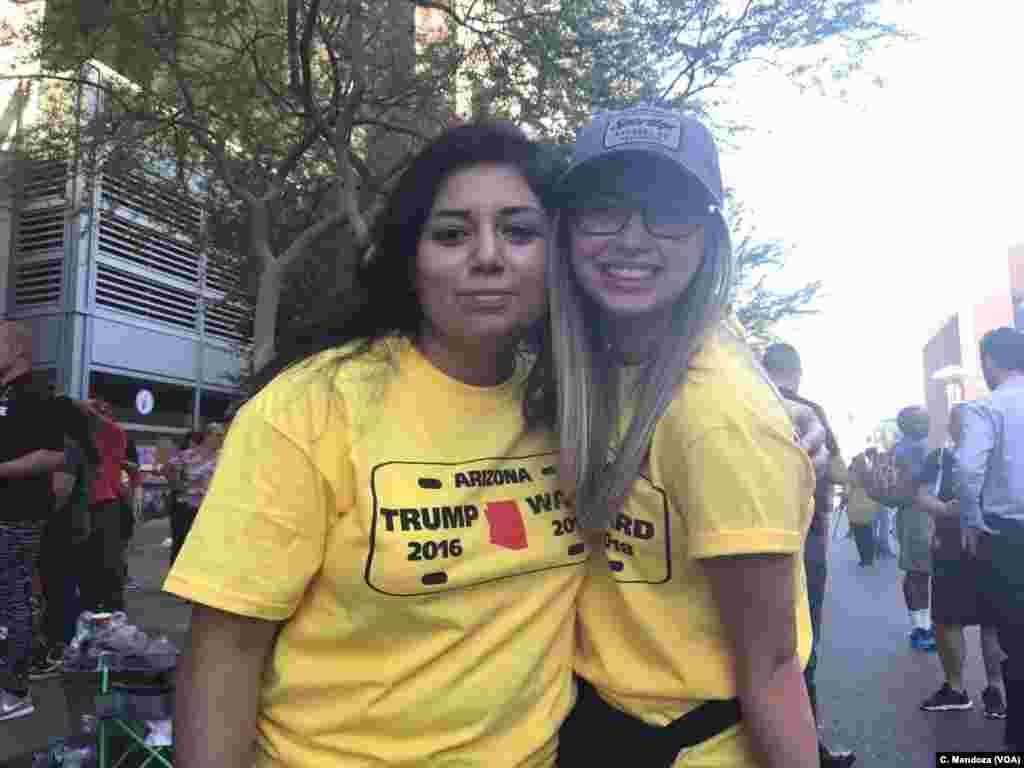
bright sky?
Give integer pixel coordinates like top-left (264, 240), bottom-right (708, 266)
top-left (716, 0), bottom-right (1024, 455)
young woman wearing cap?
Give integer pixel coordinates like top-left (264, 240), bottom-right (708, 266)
top-left (165, 122), bottom-right (588, 768)
top-left (536, 108), bottom-right (819, 767)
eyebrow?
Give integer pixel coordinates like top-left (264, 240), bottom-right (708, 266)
top-left (430, 206), bottom-right (545, 219)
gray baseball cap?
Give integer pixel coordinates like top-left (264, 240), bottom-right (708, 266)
top-left (562, 106), bottom-right (724, 207)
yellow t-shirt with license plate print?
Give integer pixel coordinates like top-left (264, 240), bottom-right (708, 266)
top-left (574, 332), bottom-right (814, 747)
top-left (164, 337), bottom-right (587, 768)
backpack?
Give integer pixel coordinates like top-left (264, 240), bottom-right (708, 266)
top-left (863, 451), bottom-right (912, 507)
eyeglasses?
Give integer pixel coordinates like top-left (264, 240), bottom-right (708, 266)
top-left (571, 199), bottom-right (716, 240)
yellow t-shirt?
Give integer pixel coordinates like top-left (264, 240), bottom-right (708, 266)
top-left (574, 333), bottom-right (814, 728)
top-left (164, 337), bottom-right (588, 768)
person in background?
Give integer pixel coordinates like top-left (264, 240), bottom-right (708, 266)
top-left (29, 396), bottom-right (100, 680)
top-left (122, 437), bottom-right (141, 590)
top-left (165, 431), bottom-right (203, 564)
top-left (847, 452), bottom-right (881, 566)
top-left (164, 424), bottom-right (225, 567)
top-left (892, 405), bottom-right (936, 652)
top-left (916, 403), bottom-right (1006, 718)
top-left (762, 342), bottom-right (855, 768)
top-left (0, 322), bottom-right (65, 721)
top-left (79, 398), bottom-right (128, 614)
top-left (865, 446), bottom-right (897, 559)
top-left (959, 327), bottom-right (1024, 749)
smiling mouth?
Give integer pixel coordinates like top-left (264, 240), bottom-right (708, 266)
top-left (598, 264), bottom-right (661, 279)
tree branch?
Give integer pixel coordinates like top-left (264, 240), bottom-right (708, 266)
top-left (277, 210), bottom-right (347, 273)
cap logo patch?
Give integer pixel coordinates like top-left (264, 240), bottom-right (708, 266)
top-left (604, 114), bottom-right (682, 150)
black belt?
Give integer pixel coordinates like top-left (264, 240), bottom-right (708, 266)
top-left (559, 679), bottom-right (742, 767)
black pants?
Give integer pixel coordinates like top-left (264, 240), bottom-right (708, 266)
top-left (559, 678), bottom-right (741, 767)
top-left (79, 501), bottom-right (125, 613)
top-left (803, 548), bottom-right (828, 726)
top-left (979, 517), bottom-right (1024, 749)
top-left (169, 501), bottom-right (198, 566)
top-left (39, 513), bottom-right (80, 646)
top-left (851, 524), bottom-right (876, 565)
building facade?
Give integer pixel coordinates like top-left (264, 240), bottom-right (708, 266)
top-left (1, 151), bottom-right (248, 442)
top-left (921, 246), bottom-right (1024, 449)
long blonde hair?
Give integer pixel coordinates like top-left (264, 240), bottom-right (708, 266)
top-left (548, 209), bottom-right (733, 530)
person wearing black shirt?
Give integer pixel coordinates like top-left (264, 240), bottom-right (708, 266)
top-left (0, 322), bottom-right (65, 721)
top-left (915, 404), bottom-right (1007, 718)
top-left (30, 397), bottom-right (99, 679)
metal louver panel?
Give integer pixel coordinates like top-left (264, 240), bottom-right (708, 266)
top-left (98, 211), bottom-right (199, 285)
top-left (22, 160), bottom-right (68, 202)
top-left (95, 262), bottom-right (198, 332)
top-left (206, 256), bottom-right (244, 294)
top-left (14, 259), bottom-right (63, 308)
top-left (102, 172), bottom-right (201, 238)
top-left (16, 207), bottom-right (64, 258)
top-left (204, 296), bottom-right (253, 343)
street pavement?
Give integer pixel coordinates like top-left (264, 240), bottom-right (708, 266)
top-left (1, 517), bottom-right (1010, 765)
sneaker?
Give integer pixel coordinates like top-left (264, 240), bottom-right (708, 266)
top-left (910, 627), bottom-right (937, 652)
top-left (982, 686), bottom-right (1007, 719)
top-left (921, 683), bottom-right (973, 712)
top-left (0, 690), bottom-right (34, 721)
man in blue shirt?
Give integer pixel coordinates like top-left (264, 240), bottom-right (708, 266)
top-left (958, 327), bottom-right (1024, 750)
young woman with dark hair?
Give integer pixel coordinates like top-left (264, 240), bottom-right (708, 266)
top-left (164, 122), bottom-right (587, 767)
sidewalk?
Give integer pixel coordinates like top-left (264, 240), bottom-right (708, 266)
top-left (0, 517), bottom-right (189, 765)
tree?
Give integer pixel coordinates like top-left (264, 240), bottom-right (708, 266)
top-left (727, 197), bottom-right (822, 347)
top-left (2, 0), bottom-right (903, 371)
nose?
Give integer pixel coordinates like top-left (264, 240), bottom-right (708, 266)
top-left (616, 210), bottom-right (656, 252)
top-left (469, 222), bottom-right (505, 272)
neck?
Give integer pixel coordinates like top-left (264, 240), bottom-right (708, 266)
top-left (0, 360), bottom-right (30, 387)
top-left (607, 310), bottom-right (671, 365)
top-left (416, 331), bottom-right (516, 387)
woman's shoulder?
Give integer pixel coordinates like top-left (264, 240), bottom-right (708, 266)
top-left (663, 331), bottom-right (791, 441)
top-left (240, 337), bottom-right (404, 440)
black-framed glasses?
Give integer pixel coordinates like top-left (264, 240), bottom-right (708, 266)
top-left (570, 199), bottom-right (717, 240)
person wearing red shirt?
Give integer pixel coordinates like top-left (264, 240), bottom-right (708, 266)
top-left (80, 399), bottom-right (128, 613)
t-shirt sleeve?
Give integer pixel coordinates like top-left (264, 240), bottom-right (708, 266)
top-left (677, 426), bottom-right (810, 559)
top-left (163, 402), bottom-right (336, 621)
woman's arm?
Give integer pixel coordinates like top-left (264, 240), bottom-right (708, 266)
top-left (174, 604), bottom-right (280, 768)
top-left (702, 553), bottom-right (818, 768)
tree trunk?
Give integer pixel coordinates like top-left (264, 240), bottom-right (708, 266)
top-left (251, 258), bottom-right (283, 373)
